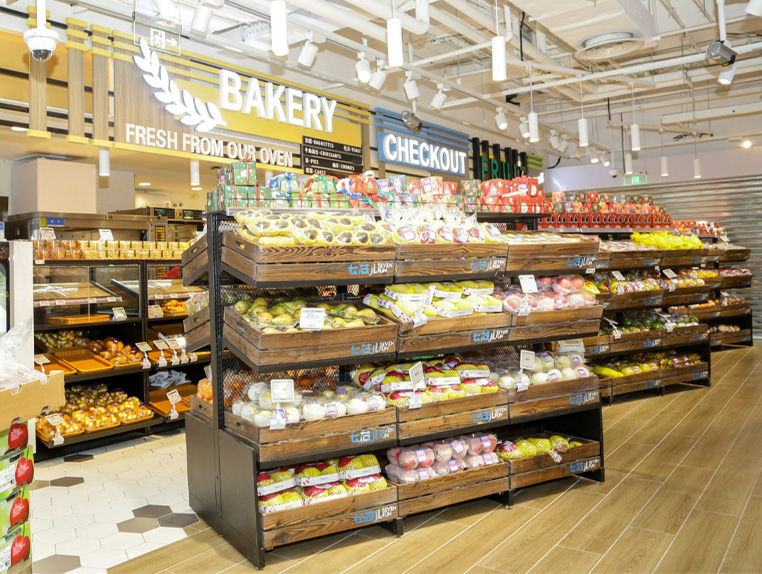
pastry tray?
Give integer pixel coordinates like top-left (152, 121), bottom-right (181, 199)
top-left (51, 349), bottom-right (114, 374)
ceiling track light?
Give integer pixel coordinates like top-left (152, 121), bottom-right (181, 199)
top-left (404, 71), bottom-right (420, 101)
top-left (298, 32), bottom-right (319, 68)
top-left (602, 152), bottom-right (610, 167)
top-left (430, 83), bottom-right (447, 110)
top-left (741, 138), bottom-right (753, 148)
top-left (152, 0), bottom-right (178, 21)
top-left (356, 51), bottom-right (372, 84)
top-left (549, 130), bottom-right (561, 150)
top-left (747, 0), bottom-right (762, 15)
top-left (718, 62), bottom-right (736, 85)
top-left (369, 60), bottom-right (387, 90)
top-left (572, 145), bottom-right (585, 160)
top-left (590, 149), bottom-right (600, 164)
top-left (557, 135), bottom-right (569, 155)
top-left (270, 0), bottom-right (289, 57)
top-left (519, 117), bottom-right (529, 139)
top-left (190, 4), bottom-right (213, 36)
top-left (495, 107), bottom-right (508, 130)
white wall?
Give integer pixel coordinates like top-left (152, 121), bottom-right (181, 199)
top-left (11, 159), bottom-right (97, 215)
top-left (546, 146), bottom-right (762, 193)
top-left (96, 170), bottom-right (136, 214)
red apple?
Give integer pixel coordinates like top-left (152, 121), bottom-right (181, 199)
top-left (315, 462), bottom-right (332, 472)
top-left (256, 471), bottom-right (272, 483)
top-left (9, 497), bottom-right (29, 526)
top-left (7, 424), bottom-right (27, 451)
top-left (10, 535), bottom-right (30, 565)
top-left (14, 458), bottom-right (33, 486)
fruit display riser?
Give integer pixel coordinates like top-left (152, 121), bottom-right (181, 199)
top-left (186, 211), bottom-right (610, 569)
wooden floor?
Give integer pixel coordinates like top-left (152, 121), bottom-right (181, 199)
top-left (111, 344), bottom-right (762, 574)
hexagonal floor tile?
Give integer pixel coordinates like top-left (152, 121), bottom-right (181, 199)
top-left (31, 554), bottom-right (81, 574)
top-left (79, 548), bottom-right (129, 570)
top-left (29, 480), bottom-right (50, 491)
top-left (99, 531), bottom-right (146, 551)
top-left (49, 476), bottom-right (85, 488)
top-left (55, 537), bottom-right (101, 557)
top-left (62, 454), bottom-right (94, 463)
top-left (75, 522), bottom-right (118, 540)
top-left (132, 504), bottom-right (173, 519)
top-left (116, 517), bottom-right (159, 533)
top-left (157, 513), bottom-right (199, 528)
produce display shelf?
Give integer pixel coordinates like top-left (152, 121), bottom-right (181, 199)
top-left (510, 456), bottom-right (602, 489)
top-left (189, 395), bottom-right (214, 422)
top-left (33, 259), bottom-right (179, 266)
top-left (182, 245), bottom-right (209, 287)
top-left (394, 243), bottom-right (507, 282)
top-left (503, 240), bottom-right (599, 274)
top-left (392, 463), bottom-right (510, 517)
top-left (598, 290), bottom-right (665, 311)
top-left (660, 250), bottom-right (708, 267)
top-left (184, 306), bottom-right (210, 333)
top-left (585, 326), bottom-right (708, 357)
top-left (507, 435), bottom-right (601, 490)
top-left (661, 286), bottom-right (712, 306)
top-left (719, 249), bottom-right (751, 262)
top-left (35, 415), bottom-right (158, 448)
top-left (508, 378), bottom-right (600, 423)
top-left (147, 315), bottom-right (189, 323)
top-left (719, 276), bottom-right (753, 289)
top-left (710, 330), bottom-right (753, 346)
top-left (475, 212), bottom-right (552, 224)
top-left (600, 251), bottom-right (662, 270)
top-left (661, 362), bottom-right (710, 386)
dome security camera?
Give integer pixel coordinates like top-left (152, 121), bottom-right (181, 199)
top-left (24, 27), bottom-right (59, 62)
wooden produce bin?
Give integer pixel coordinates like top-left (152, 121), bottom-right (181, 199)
top-left (720, 275), bottom-right (753, 289)
top-left (700, 276), bottom-right (723, 289)
top-left (661, 324), bottom-right (709, 347)
top-left (661, 362), bottom-right (710, 387)
top-left (392, 463), bottom-right (509, 517)
top-left (507, 377), bottom-right (600, 422)
top-left (182, 237), bottom-right (209, 286)
top-left (719, 247), bottom-right (751, 262)
top-left (601, 249), bottom-right (662, 270)
top-left (603, 371), bottom-right (663, 397)
top-left (507, 435), bottom-right (601, 489)
top-left (597, 289), bottom-right (665, 311)
top-left (605, 330), bottom-right (664, 354)
top-left (225, 409), bottom-right (398, 465)
top-left (576, 334), bottom-right (612, 357)
top-left (394, 243), bottom-right (507, 282)
top-left (710, 329), bottom-right (753, 346)
top-left (259, 488), bottom-right (398, 550)
top-left (661, 285), bottom-right (712, 306)
top-left (394, 313), bottom-right (511, 358)
top-left (504, 238), bottom-right (599, 274)
top-left (221, 230), bottom-right (396, 287)
top-left (660, 249), bottom-right (707, 267)
top-left (509, 306), bottom-right (603, 343)
top-left (395, 392), bottom-right (509, 441)
top-left (223, 307), bottom-right (398, 369)
top-left (189, 395), bottom-right (214, 421)
top-left (720, 303), bottom-right (752, 318)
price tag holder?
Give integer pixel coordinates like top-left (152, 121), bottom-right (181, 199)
top-left (87, 297), bottom-right (98, 305)
top-left (557, 339), bottom-right (586, 354)
top-left (515, 379), bottom-right (530, 392)
top-left (34, 354), bottom-right (50, 374)
top-left (662, 268), bottom-right (677, 279)
top-left (299, 308), bottom-right (325, 331)
top-left (180, 349), bottom-right (189, 365)
top-left (408, 394), bottom-right (423, 410)
top-left (518, 274), bottom-right (538, 294)
top-left (271, 379), bottom-right (295, 403)
top-left (45, 413), bottom-right (65, 445)
top-left (268, 412), bottom-right (287, 430)
top-left (520, 350), bottom-right (536, 371)
top-left (112, 307), bottom-right (127, 321)
top-left (409, 362), bottom-right (424, 388)
top-left (99, 229), bottom-right (114, 241)
top-left (136, 342), bottom-right (152, 369)
top-left (40, 227), bottom-right (56, 240)
top-left (167, 339), bottom-right (180, 365)
top-left (153, 340), bottom-right (169, 367)
top-left (167, 389), bottom-right (182, 420)
top-left (612, 271), bottom-right (625, 281)
top-left (148, 305), bottom-right (164, 318)
top-left (586, 267), bottom-right (596, 275)
top-left (189, 353), bottom-right (198, 363)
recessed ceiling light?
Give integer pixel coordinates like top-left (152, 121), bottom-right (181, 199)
top-left (10, 126), bottom-right (28, 132)
top-left (192, 186), bottom-right (203, 191)
top-left (741, 139), bottom-right (753, 149)
top-left (138, 182), bottom-right (151, 187)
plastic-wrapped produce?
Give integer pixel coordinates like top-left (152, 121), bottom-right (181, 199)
top-left (497, 441), bottom-right (521, 460)
top-left (465, 454), bottom-right (485, 470)
top-left (432, 441), bottom-right (453, 463)
top-left (449, 438), bottom-right (468, 459)
top-left (258, 489), bottom-right (303, 513)
top-left (299, 482), bottom-right (348, 504)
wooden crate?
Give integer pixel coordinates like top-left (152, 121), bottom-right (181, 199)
top-left (182, 235), bottom-right (207, 266)
top-left (603, 250), bottom-right (662, 269)
top-left (510, 320), bottom-right (602, 344)
top-left (660, 250), bottom-right (707, 267)
top-left (598, 290), bottom-right (665, 311)
top-left (225, 409), bottom-right (398, 464)
top-left (392, 463), bottom-right (510, 516)
top-left (508, 380), bottom-right (600, 422)
top-left (505, 435), bottom-right (600, 475)
top-left (720, 275), bottom-right (753, 289)
top-left (604, 370), bottom-right (663, 397)
top-left (701, 276), bottom-right (723, 289)
top-left (721, 304), bottom-right (752, 317)
top-left (395, 392), bottom-right (509, 440)
top-left (221, 231), bottom-right (397, 286)
top-left (606, 330), bottom-right (664, 354)
top-left (261, 491), bottom-right (398, 549)
top-left (396, 313), bottom-right (512, 356)
top-left (183, 306), bottom-right (210, 333)
top-left (185, 322), bottom-right (210, 352)
top-left (719, 247), bottom-right (751, 262)
top-left (661, 362), bottom-right (710, 386)
top-left (711, 329), bottom-right (753, 346)
top-left (510, 305), bottom-right (604, 327)
top-left (394, 243), bottom-right (507, 281)
top-left (189, 395), bottom-right (214, 421)
top-left (510, 456), bottom-right (601, 489)
top-left (661, 286), bottom-right (712, 306)
top-left (182, 242), bottom-right (208, 287)
top-left (661, 324), bottom-right (709, 347)
top-left (505, 239), bottom-right (599, 273)
top-left (223, 308), bottom-right (398, 367)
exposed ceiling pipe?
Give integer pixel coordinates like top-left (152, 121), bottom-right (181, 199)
top-left (343, 0), bottom-right (430, 35)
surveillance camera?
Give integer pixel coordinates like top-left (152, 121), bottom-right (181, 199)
top-left (401, 111), bottom-right (423, 132)
top-left (609, 169), bottom-right (620, 178)
top-left (707, 40), bottom-right (737, 65)
top-left (24, 28), bottom-right (59, 62)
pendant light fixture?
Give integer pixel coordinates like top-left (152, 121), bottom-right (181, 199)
top-left (624, 151), bottom-right (633, 175)
top-left (98, 148), bottom-right (110, 177)
top-left (630, 85), bottom-right (640, 151)
top-left (270, 0), bottom-right (288, 56)
top-left (387, 0), bottom-right (403, 68)
top-left (660, 129), bottom-right (669, 177)
top-left (602, 152), bottom-right (610, 167)
top-left (693, 132), bottom-right (702, 178)
top-left (528, 71), bottom-right (539, 142)
top-left (190, 160), bottom-right (200, 187)
top-left (578, 77), bottom-right (588, 147)
top-left (491, 0), bottom-right (506, 82)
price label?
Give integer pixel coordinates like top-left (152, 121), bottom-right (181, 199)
top-left (149, 305), bottom-right (164, 318)
top-left (268, 414), bottom-right (287, 430)
top-left (515, 379), bottom-right (530, 392)
top-left (40, 227), bottom-right (56, 240)
top-left (98, 229), bottom-right (114, 241)
top-left (0, 545), bottom-right (11, 572)
top-left (112, 307), bottom-right (127, 321)
top-left (167, 338), bottom-right (181, 350)
top-left (154, 294), bottom-right (165, 300)
top-left (87, 298), bottom-right (98, 305)
top-left (136, 342), bottom-right (152, 353)
top-left (586, 268), bottom-right (596, 275)
top-left (299, 308), bottom-right (326, 331)
top-left (612, 271), bottom-right (625, 281)
top-left (45, 413), bottom-right (65, 426)
top-left (409, 362), bottom-right (424, 388)
top-left (662, 268), bottom-right (677, 279)
top-left (271, 379), bottom-right (295, 403)
top-left (39, 301), bottom-right (50, 308)
top-left (153, 340), bottom-right (169, 350)
top-left (107, 297), bottom-right (118, 303)
top-left (55, 300), bottom-right (66, 307)
top-left (167, 389), bottom-right (182, 404)
top-left (34, 354), bottom-right (50, 365)
top-left (518, 275), bottom-right (538, 294)
top-left (408, 394), bottom-right (423, 410)
top-left (520, 350), bottom-right (536, 371)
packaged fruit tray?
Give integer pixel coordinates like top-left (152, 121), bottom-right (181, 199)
top-left (394, 392), bottom-right (509, 441)
top-left (50, 349), bottom-right (113, 374)
top-left (394, 243), bottom-right (507, 281)
top-left (391, 463), bottom-right (509, 517)
top-left (221, 230), bottom-right (397, 286)
top-left (225, 409), bottom-right (398, 464)
top-left (46, 314), bottom-right (111, 325)
top-left (259, 488), bottom-right (398, 549)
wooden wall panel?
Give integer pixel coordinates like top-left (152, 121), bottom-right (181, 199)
top-left (91, 26), bottom-right (110, 141)
top-left (67, 21), bottom-right (85, 137)
top-left (29, 58), bottom-right (47, 131)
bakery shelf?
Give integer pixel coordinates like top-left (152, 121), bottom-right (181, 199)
top-left (35, 415), bottom-right (158, 448)
top-left (33, 282), bottom-right (123, 309)
top-left (112, 279), bottom-right (204, 301)
top-left (35, 318), bottom-right (143, 331)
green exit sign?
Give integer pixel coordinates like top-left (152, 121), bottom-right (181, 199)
top-left (624, 173), bottom-right (648, 186)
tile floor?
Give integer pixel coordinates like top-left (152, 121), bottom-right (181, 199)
top-left (30, 430), bottom-right (198, 574)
